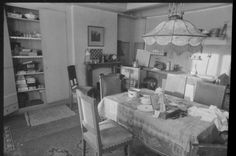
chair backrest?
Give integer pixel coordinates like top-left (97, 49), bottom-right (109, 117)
top-left (165, 74), bottom-right (187, 98)
top-left (76, 89), bottom-right (102, 149)
top-left (194, 81), bottom-right (226, 108)
top-left (99, 73), bottom-right (123, 99)
top-left (67, 65), bottom-right (78, 90)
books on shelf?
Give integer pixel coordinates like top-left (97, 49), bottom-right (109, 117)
top-left (18, 87), bottom-right (29, 92)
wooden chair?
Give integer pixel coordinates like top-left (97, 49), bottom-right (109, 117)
top-left (194, 81), bottom-right (226, 109)
top-left (76, 89), bottom-right (133, 156)
top-left (191, 143), bottom-right (227, 156)
top-left (99, 73), bottom-right (125, 100)
top-left (164, 74), bottom-right (187, 98)
top-left (67, 65), bottom-right (93, 108)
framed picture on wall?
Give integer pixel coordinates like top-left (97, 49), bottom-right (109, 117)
top-left (88, 26), bottom-right (104, 47)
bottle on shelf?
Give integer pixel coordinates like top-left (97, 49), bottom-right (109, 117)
top-left (85, 48), bottom-right (91, 63)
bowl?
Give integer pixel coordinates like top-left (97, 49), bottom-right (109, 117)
top-left (128, 89), bottom-right (139, 98)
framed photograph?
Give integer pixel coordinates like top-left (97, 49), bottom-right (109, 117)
top-left (88, 26), bottom-right (104, 47)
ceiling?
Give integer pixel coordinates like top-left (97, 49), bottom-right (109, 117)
top-left (73, 3), bottom-right (167, 13)
top-left (6, 2), bottom-right (230, 17)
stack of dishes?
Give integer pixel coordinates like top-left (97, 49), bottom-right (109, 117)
top-left (140, 95), bottom-right (151, 105)
top-left (128, 88), bottom-right (140, 98)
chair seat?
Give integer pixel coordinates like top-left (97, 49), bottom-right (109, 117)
top-left (83, 119), bottom-right (132, 150)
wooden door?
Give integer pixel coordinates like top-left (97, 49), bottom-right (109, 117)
top-left (4, 10), bottom-right (19, 115)
top-left (40, 9), bottom-right (70, 104)
top-left (117, 40), bottom-right (130, 66)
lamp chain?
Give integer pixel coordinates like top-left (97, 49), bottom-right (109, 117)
top-left (168, 3), bottom-right (184, 19)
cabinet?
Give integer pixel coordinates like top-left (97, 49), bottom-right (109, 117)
top-left (4, 10), bottom-right (19, 116)
top-left (39, 9), bottom-right (70, 104)
top-left (120, 66), bottom-right (140, 89)
top-left (5, 5), bottom-right (46, 108)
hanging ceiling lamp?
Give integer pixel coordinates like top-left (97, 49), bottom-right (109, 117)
top-left (143, 3), bottom-right (207, 54)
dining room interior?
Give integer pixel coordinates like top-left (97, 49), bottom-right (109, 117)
top-left (3, 2), bottom-right (232, 156)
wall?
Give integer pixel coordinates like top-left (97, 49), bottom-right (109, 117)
top-left (118, 15), bottom-right (135, 65)
top-left (132, 4), bottom-right (232, 77)
top-left (118, 15), bottom-right (146, 65)
top-left (133, 18), bottom-right (146, 43)
top-left (71, 5), bottom-right (118, 86)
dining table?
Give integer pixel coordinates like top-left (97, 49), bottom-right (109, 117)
top-left (98, 89), bottom-right (222, 156)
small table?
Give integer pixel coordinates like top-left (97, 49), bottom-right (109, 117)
top-left (98, 90), bottom-right (220, 156)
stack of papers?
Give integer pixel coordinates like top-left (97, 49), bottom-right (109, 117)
top-left (188, 105), bottom-right (228, 131)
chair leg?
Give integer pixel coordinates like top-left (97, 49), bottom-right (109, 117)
top-left (82, 139), bottom-right (86, 156)
top-left (124, 144), bottom-right (128, 156)
top-left (69, 93), bottom-right (73, 109)
top-left (127, 144), bottom-right (132, 156)
top-left (96, 151), bottom-right (102, 156)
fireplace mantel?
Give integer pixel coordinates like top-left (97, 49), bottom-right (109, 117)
top-left (85, 62), bottom-right (121, 86)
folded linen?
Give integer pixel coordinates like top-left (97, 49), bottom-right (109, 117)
top-left (188, 105), bottom-right (228, 132)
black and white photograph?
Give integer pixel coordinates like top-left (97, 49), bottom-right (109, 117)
top-left (3, 2), bottom-right (232, 156)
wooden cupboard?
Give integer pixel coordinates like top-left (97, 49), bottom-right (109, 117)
top-left (4, 4), bottom-right (70, 112)
top-left (40, 8), bottom-right (70, 104)
top-left (5, 5), bottom-right (46, 110)
top-left (4, 10), bottom-right (19, 116)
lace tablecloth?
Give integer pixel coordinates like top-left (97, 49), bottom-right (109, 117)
top-left (98, 92), bottom-right (218, 156)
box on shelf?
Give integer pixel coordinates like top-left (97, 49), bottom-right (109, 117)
top-left (28, 86), bottom-right (37, 90)
top-left (17, 83), bottom-right (28, 88)
top-left (25, 76), bottom-right (36, 84)
top-left (26, 70), bottom-right (36, 74)
top-left (28, 52), bottom-right (37, 56)
top-left (19, 51), bottom-right (30, 56)
top-left (16, 79), bottom-right (27, 85)
top-left (7, 12), bottom-right (22, 18)
top-left (18, 87), bottom-right (28, 92)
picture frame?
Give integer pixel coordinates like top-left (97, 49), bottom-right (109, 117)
top-left (148, 54), bottom-right (161, 68)
top-left (88, 26), bottom-right (104, 47)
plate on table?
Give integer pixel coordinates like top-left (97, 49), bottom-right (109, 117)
top-left (137, 105), bottom-right (153, 112)
top-left (140, 96), bottom-right (151, 105)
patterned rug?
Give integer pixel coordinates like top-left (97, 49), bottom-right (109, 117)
top-left (4, 126), bottom-right (15, 153)
top-left (25, 105), bottom-right (76, 126)
top-left (47, 140), bottom-right (125, 156)
top-left (46, 140), bottom-right (93, 156)
top-left (47, 139), bottom-right (158, 156)
top-left (48, 147), bottom-right (73, 156)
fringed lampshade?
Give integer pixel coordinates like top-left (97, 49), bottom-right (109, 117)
top-left (143, 3), bottom-right (207, 54)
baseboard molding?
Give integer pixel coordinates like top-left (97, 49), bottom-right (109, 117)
top-left (14, 98), bottom-right (70, 115)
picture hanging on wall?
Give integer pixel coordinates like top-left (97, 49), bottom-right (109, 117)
top-left (88, 26), bottom-right (104, 47)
